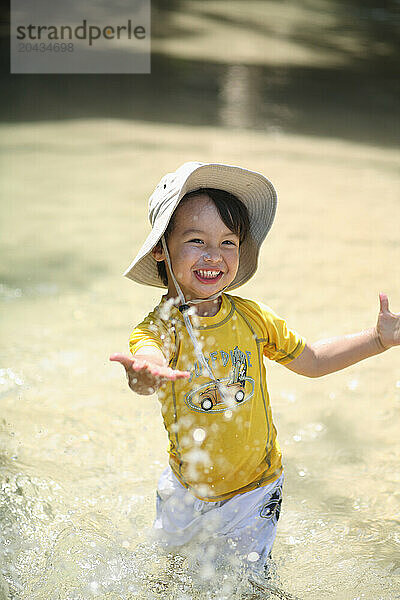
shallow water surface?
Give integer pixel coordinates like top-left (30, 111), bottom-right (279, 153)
top-left (1, 120), bottom-right (399, 599)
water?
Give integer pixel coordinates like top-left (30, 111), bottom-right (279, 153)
top-left (2, 53), bottom-right (398, 149)
top-left (1, 117), bottom-right (399, 598)
top-left (1, 0), bottom-right (400, 589)
top-left (1, 0), bottom-right (399, 149)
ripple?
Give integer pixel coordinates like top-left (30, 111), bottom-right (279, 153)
top-left (0, 368), bottom-right (24, 394)
top-left (289, 422), bottom-right (326, 444)
top-left (322, 495), bottom-right (355, 516)
top-left (0, 282), bottom-right (59, 301)
top-left (0, 283), bottom-right (22, 301)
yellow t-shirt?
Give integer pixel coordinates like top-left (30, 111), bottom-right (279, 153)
top-left (130, 293), bottom-right (305, 502)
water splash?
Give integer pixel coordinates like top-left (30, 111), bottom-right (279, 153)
top-left (1, 469), bottom-right (289, 600)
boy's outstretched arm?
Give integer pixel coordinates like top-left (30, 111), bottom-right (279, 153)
top-left (110, 348), bottom-right (190, 395)
top-left (285, 294), bottom-right (399, 378)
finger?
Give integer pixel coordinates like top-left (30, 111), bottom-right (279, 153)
top-left (155, 373), bottom-right (190, 386)
top-left (174, 370), bottom-right (191, 379)
top-left (109, 353), bottom-right (134, 369)
top-left (130, 358), bottom-right (151, 372)
top-left (379, 293), bottom-right (389, 313)
top-left (146, 366), bottom-right (190, 380)
top-left (161, 370), bottom-right (191, 381)
top-left (110, 354), bottom-right (152, 374)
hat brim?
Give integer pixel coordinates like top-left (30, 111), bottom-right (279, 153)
top-left (124, 163), bottom-right (277, 290)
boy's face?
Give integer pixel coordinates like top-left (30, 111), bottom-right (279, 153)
top-left (153, 194), bottom-right (240, 302)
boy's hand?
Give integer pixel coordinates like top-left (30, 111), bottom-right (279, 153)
top-left (109, 353), bottom-right (190, 395)
top-left (375, 293), bottom-right (400, 350)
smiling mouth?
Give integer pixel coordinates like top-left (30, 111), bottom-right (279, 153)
top-left (194, 269), bottom-right (223, 283)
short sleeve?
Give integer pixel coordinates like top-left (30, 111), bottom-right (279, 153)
top-left (129, 310), bottom-right (174, 360)
top-left (258, 303), bottom-right (306, 364)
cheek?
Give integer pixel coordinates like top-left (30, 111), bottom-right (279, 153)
top-left (177, 246), bottom-right (202, 263)
top-left (225, 248), bottom-right (239, 267)
top-left (172, 246), bottom-right (201, 276)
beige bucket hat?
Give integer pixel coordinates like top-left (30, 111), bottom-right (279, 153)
top-left (124, 161), bottom-right (277, 290)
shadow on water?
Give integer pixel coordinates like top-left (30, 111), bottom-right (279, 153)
top-left (0, 0), bottom-right (399, 147)
top-left (185, 0), bottom-right (399, 63)
top-left (1, 54), bottom-right (399, 148)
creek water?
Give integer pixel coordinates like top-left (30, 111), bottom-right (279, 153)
top-left (1, 115), bottom-right (399, 600)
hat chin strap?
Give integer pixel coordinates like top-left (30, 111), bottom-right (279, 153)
top-left (161, 237), bottom-right (230, 393)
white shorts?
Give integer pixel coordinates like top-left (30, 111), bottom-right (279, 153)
top-left (152, 466), bottom-right (284, 572)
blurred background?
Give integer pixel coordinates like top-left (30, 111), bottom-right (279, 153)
top-left (1, 2), bottom-right (399, 599)
top-left (2, 0), bottom-right (399, 143)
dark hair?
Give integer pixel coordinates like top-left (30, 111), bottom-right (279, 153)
top-left (156, 188), bottom-right (250, 286)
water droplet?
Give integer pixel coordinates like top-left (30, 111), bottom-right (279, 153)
top-left (193, 428), bottom-right (206, 442)
top-left (281, 391), bottom-right (296, 403)
top-left (89, 581), bottom-right (99, 593)
top-left (348, 379), bottom-right (358, 391)
top-left (247, 551), bottom-right (259, 562)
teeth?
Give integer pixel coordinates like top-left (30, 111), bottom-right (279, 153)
top-left (197, 270), bottom-right (221, 279)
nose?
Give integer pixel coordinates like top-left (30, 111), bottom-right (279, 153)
top-left (203, 247), bottom-right (222, 262)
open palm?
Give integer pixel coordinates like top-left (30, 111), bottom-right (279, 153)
top-left (110, 353), bottom-right (190, 394)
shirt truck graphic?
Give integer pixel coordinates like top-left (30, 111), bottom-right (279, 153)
top-left (198, 346), bottom-right (247, 411)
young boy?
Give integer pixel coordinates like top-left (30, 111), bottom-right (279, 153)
top-left (110, 161), bottom-right (399, 579)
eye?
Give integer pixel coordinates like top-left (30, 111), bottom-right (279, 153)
top-left (222, 239), bottom-right (237, 246)
top-left (187, 238), bottom-right (204, 244)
